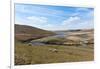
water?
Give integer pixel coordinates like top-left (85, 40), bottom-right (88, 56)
top-left (52, 31), bottom-right (68, 38)
top-left (30, 32), bottom-right (67, 46)
top-left (30, 41), bottom-right (45, 46)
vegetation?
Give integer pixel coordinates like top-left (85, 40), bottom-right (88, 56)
top-left (15, 41), bottom-right (94, 65)
top-left (15, 24), bottom-right (94, 65)
top-left (15, 24), bottom-right (55, 41)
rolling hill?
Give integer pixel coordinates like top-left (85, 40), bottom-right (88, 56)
top-left (15, 24), bottom-right (55, 42)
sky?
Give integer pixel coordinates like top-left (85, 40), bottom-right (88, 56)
top-left (15, 3), bottom-right (94, 31)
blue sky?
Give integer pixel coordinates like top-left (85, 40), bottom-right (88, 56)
top-left (15, 3), bottom-right (94, 31)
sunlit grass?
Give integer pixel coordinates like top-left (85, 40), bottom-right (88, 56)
top-left (15, 41), bottom-right (94, 65)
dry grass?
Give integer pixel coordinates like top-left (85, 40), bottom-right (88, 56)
top-left (15, 28), bottom-right (94, 65)
top-left (15, 41), bottom-right (94, 65)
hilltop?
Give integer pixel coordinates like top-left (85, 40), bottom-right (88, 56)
top-left (15, 24), bottom-right (55, 42)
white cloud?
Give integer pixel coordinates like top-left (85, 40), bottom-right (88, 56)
top-left (27, 16), bottom-right (48, 24)
top-left (15, 4), bottom-right (94, 30)
top-left (15, 16), bottom-right (48, 28)
top-left (61, 15), bottom-right (94, 30)
top-left (62, 9), bottom-right (94, 26)
top-left (62, 16), bottom-right (81, 25)
top-left (15, 21), bottom-right (34, 27)
top-left (15, 21), bottom-right (25, 25)
top-left (16, 4), bottom-right (64, 18)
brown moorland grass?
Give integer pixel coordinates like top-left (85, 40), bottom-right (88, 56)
top-left (15, 41), bottom-right (94, 65)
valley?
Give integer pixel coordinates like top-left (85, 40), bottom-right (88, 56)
top-left (15, 24), bottom-right (94, 65)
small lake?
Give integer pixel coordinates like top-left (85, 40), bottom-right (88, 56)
top-left (53, 31), bottom-right (68, 37)
top-left (29, 32), bottom-right (67, 46)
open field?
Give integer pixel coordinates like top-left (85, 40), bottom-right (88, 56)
top-left (15, 40), bottom-right (94, 65)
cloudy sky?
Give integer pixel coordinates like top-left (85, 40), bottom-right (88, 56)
top-left (15, 3), bottom-right (94, 31)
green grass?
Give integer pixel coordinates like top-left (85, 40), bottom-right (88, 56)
top-left (32, 37), bottom-right (65, 45)
top-left (15, 41), bottom-right (94, 65)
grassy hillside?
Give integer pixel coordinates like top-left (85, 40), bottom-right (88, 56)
top-left (15, 28), bottom-right (94, 65)
top-left (15, 24), bottom-right (55, 41)
top-left (15, 41), bottom-right (94, 65)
